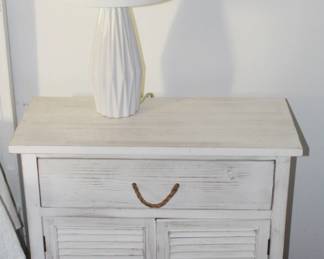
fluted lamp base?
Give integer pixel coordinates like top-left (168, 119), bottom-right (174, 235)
top-left (92, 7), bottom-right (142, 118)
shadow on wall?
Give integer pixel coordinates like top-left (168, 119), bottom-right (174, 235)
top-left (284, 101), bottom-right (309, 259)
top-left (6, 0), bottom-right (39, 120)
top-left (161, 0), bottom-right (233, 97)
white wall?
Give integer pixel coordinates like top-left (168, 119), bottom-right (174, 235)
top-left (4, 0), bottom-right (324, 258)
top-left (0, 0), bottom-right (22, 221)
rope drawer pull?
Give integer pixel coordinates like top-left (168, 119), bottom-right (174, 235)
top-left (132, 183), bottom-right (180, 209)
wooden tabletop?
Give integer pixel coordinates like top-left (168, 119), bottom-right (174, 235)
top-left (9, 97), bottom-right (304, 157)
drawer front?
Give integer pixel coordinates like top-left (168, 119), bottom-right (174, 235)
top-left (38, 159), bottom-right (274, 210)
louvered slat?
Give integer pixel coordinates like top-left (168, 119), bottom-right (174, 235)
top-left (170, 230), bottom-right (256, 259)
top-left (58, 227), bottom-right (144, 257)
top-left (58, 242), bottom-right (143, 250)
top-left (44, 218), bottom-right (155, 259)
top-left (157, 220), bottom-right (270, 259)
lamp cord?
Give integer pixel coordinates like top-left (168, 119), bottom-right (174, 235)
top-left (141, 92), bottom-right (155, 104)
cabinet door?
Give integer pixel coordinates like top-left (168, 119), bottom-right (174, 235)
top-left (157, 219), bottom-right (270, 259)
top-left (43, 217), bottom-right (156, 259)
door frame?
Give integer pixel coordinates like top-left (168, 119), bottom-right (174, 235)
top-left (0, 0), bottom-right (22, 230)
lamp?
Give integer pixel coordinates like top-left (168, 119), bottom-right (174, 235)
top-left (79, 0), bottom-right (164, 118)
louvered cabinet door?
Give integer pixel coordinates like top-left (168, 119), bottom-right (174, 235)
top-left (157, 219), bottom-right (270, 259)
top-left (43, 217), bottom-right (156, 259)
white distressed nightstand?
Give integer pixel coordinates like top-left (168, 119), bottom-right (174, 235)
top-left (10, 97), bottom-right (304, 259)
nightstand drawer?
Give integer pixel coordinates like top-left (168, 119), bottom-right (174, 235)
top-left (38, 159), bottom-right (274, 210)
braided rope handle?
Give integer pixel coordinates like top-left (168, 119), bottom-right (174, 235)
top-left (132, 183), bottom-right (180, 209)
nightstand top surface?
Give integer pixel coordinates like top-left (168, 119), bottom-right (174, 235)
top-left (10, 97), bottom-right (304, 156)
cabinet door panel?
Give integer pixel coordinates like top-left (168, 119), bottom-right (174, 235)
top-left (157, 219), bottom-right (270, 259)
top-left (43, 217), bottom-right (155, 259)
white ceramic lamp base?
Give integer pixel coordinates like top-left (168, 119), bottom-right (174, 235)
top-left (92, 8), bottom-right (142, 118)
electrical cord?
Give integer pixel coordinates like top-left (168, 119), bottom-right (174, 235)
top-left (141, 92), bottom-right (155, 103)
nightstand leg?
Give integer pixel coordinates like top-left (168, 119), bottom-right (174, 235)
top-left (21, 155), bottom-right (45, 259)
top-left (270, 157), bottom-right (291, 259)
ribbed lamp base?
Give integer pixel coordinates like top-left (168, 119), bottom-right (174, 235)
top-left (92, 8), bottom-right (142, 118)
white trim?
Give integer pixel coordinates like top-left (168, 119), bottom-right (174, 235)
top-left (270, 157), bottom-right (292, 259)
top-left (21, 155), bottom-right (44, 259)
top-left (0, 0), bottom-right (23, 227)
top-left (9, 145), bottom-right (303, 157)
top-left (40, 208), bottom-right (272, 220)
top-left (0, 0), bottom-right (15, 125)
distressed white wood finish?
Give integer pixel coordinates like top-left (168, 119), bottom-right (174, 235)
top-left (9, 97), bottom-right (303, 156)
top-left (92, 8), bottom-right (142, 118)
top-left (38, 159), bottom-right (274, 210)
top-left (40, 208), bottom-right (272, 220)
top-left (20, 155), bottom-right (45, 259)
top-left (43, 217), bottom-right (155, 259)
top-left (157, 219), bottom-right (270, 259)
top-left (9, 97), bottom-right (305, 259)
top-left (270, 158), bottom-right (292, 259)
